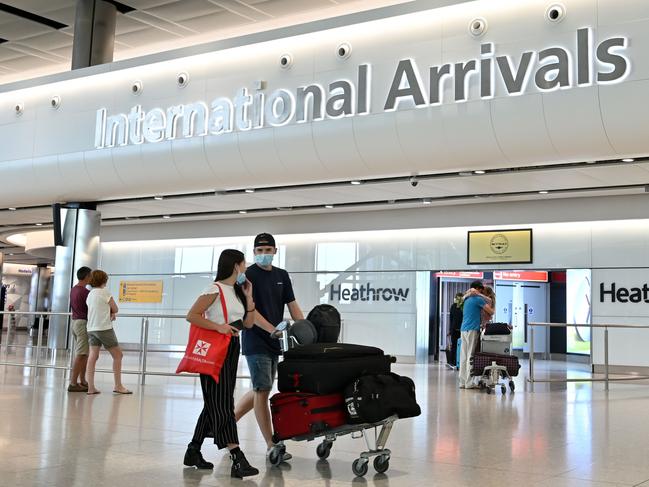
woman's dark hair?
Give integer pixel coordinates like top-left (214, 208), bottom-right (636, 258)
top-left (215, 249), bottom-right (246, 309)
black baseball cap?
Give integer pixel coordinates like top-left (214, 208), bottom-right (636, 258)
top-left (254, 233), bottom-right (276, 248)
top-left (470, 280), bottom-right (484, 290)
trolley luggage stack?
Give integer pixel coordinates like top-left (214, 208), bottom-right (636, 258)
top-left (269, 313), bottom-right (420, 477)
top-left (471, 323), bottom-right (520, 394)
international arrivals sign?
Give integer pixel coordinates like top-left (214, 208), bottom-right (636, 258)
top-left (95, 28), bottom-right (629, 149)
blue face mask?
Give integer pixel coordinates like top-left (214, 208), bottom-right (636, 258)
top-left (254, 254), bottom-right (274, 267)
top-left (236, 272), bottom-right (247, 285)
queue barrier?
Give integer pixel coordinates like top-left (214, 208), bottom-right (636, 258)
top-left (528, 322), bottom-right (649, 390)
top-left (0, 310), bottom-right (205, 385)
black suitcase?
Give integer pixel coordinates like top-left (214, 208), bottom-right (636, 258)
top-left (278, 343), bottom-right (393, 394)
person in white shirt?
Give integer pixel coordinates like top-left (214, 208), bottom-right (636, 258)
top-left (85, 269), bottom-right (131, 395)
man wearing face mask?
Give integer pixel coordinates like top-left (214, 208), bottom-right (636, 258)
top-left (234, 233), bottom-right (304, 462)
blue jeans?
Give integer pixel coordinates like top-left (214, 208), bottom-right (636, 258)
top-left (245, 354), bottom-right (278, 392)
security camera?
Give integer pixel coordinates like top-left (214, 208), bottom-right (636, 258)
top-left (410, 176), bottom-right (419, 187)
top-left (131, 81), bottom-right (142, 94)
top-left (547, 4), bottom-right (565, 22)
top-left (279, 54), bottom-right (292, 69)
top-left (14, 103), bottom-right (24, 115)
top-left (50, 95), bottom-right (61, 109)
top-left (337, 43), bottom-right (352, 59)
top-left (177, 72), bottom-right (189, 87)
top-left (469, 18), bottom-right (487, 37)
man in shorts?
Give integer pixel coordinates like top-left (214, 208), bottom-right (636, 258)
top-left (235, 233), bottom-right (304, 461)
top-left (68, 266), bottom-right (92, 392)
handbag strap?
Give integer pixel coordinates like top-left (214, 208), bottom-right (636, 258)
top-left (213, 283), bottom-right (229, 324)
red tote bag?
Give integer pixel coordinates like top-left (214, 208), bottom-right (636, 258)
top-left (176, 283), bottom-right (232, 383)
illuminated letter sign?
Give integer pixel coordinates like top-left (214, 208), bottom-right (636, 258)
top-left (95, 29), bottom-right (629, 149)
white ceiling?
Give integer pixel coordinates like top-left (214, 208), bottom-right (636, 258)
top-left (0, 0), bottom-right (412, 85)
top-left (2, 159), bottom-right (649, 265)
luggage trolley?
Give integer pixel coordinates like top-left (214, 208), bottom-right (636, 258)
top-left (268, 415), bottom-right (397, 477)
top-left (473, 328), bottom-right (516, 394)
top-left (270, 321), bottom-right (398, 477)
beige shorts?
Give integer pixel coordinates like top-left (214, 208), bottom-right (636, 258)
top-left (88, 329), bottom-right (119, 349)
top-left (71, 319), bottom-right (89, 355)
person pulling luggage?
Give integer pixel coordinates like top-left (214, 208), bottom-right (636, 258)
top-left (234, 233), bottom-right (304, 462)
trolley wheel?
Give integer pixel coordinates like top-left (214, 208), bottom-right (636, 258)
top-left (373, 455), bottom-right (390, 474)
top-left (316, 441), bottom-right (332, 459)
top-left (268, 447), bottom-right (283, 466)
top-left (509, 381), bottom-right (515, 392)
top-left (501, 385), bottom-right (507, 394)
top-left (352, 458), bottom-right (369, 477)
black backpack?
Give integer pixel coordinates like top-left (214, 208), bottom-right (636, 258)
top-left (344, 373), bottom-right (421, 424)
top-left (306, 304), bottom-right (341, 343)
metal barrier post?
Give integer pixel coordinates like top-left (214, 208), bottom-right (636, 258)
top-left (141, 317), bottom-right (150, 386)
top-left (34, 314), bottom-right (45, 378)
top-left (138, 317), bottom-right (146, 375)
top-left (605, 327), bottom-right (609, 391)
top-left (529, 326), bottom-right (535, 383)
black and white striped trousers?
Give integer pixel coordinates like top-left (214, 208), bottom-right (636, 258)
top-left (191, 336), bottom-right (240, 449)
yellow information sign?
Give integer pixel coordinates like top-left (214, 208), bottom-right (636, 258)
top-left (118, 280), bottom-right (163, 303)
top-left (467, 229), bottom-right (533, 265)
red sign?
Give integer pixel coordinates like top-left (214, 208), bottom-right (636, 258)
top-left (493, 271), bottom-right (548, 282)
top-left (436, 272), bottom-right (484, 279)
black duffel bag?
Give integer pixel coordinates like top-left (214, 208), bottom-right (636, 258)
top-left (344, 373), bottom-right (421, 424)
top-left (484, 322), bottom-right (511, 335)
top-left (306, 304), bottom-right (341, 343)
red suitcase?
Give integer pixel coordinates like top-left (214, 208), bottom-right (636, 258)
top-left (270, 392), bottom-right (347, 441)
top-left (471, 352), bottom-right (521, 377)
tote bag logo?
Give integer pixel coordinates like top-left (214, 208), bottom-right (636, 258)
top-left (193, 340), bottom-right (211, 357)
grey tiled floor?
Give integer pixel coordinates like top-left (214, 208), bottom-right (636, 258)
top-left (2, 347), bottom-right (649, 486)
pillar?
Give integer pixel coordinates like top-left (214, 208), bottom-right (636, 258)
top-left (71, 0), bottom-right (117, 69)
top-left (49, 205), bottom-right (100, 349)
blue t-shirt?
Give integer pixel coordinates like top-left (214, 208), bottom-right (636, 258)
top-left (461, 295), bottom-right (486, 332)
top-left (242, 264), bottom-right (296, 356)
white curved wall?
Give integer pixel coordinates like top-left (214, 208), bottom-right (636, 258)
top-left (0, 0), bottom-right (648, 206)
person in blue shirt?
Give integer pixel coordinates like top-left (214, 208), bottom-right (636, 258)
top-left (234, 233), bottom-right (304, 462)
top-left (459, 280), bottom-right (494, 389)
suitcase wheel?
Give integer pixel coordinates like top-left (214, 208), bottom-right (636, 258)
top-left (373, 455), bottom-right (390, 474)
top-left (352, 458), bottom-right (369, 477)
top-left (316, 441), bottom-right (333, 459)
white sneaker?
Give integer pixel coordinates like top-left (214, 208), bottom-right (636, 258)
top-left (267, 445), bottom-right (292, 462)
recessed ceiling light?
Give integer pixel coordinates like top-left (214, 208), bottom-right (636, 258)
top-left (8, 253), bottom-right (13, 256)
top-left (422, 198), bottom-right (432, 205)
top-left (622, 158), bottom-right (635, 163)
top-left (35, 223), bottom-right (43, 226)
top-left (350, 180), bottom-right (362, 185)
top-left (244, 189), bottom-right (255, 193)
top-left (325, 205), bottom-right (334, 209)
top-left (539, 190), bottom-right (549, 194)
top-left (154, 195), bottom-right (164, 200)
top-left (474, 170), bottom-right (486, 175)
top-left (239, 210), bottom-right (247, 214)
top-left (162, 215), bottom-right (171, 219)
top-left (8, 207), bottom-right (16, 211)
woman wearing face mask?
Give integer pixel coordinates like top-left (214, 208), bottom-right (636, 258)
top-left (183, 249), bottom-right (259, 479)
